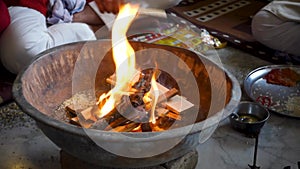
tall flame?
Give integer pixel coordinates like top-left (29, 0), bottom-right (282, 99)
top-left (142, 70), bottom-right (160, 124)
top-left (96, 4), bottom-right (139, 118)
top-left (149, 73), bottom-right (159, 124)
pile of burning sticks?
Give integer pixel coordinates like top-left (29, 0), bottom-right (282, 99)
top-left (65, 70), bottom-right (194, 132)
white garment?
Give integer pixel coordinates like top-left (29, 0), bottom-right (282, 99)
top-left (251, 0), bottom-right (300, 56)
top-left (0, 6), bottom-right (96, 74)
top-left (263, 0), bottom-right (300, 22)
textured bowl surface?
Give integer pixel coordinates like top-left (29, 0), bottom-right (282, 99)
top-left (13, 40), bottom-right (241, 168)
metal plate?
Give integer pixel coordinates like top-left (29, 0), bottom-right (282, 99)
top-left (244, 65), bottom-right (300, 118)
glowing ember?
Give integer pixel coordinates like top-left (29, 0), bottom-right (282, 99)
top-left (96, 4), bottom-right (140, 118)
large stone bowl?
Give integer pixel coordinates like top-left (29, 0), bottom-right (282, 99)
top-left (13, 40), bottom-right (241, 168)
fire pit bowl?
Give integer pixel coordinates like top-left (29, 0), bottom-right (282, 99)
top-left (13, 40), bottom-right (241, 168)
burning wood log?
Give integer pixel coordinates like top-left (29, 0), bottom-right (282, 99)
top-left (65, 104), bottom-right (110, 129)
top-left (162, 95), bottom-right (194, 114)
top-left (79, 106), bottom-right (98, 122)
top-left (156, 108), bottom-right (169, 117)
top-left (65, 104), bottom-right (94, 128)
top-left (109, 122), bottom-right (140, 132)
top-left (65, 104), bottom-right (77, 118)
top-left (155, 116), bottom-right (176, 131)
top-left (156, 108), bottom-right (181, 121)
top-left (104, 116), bottom-right (129, 131)
top-left (149, 116), bottom-right (176, 131)
top-left (150, 125), bottom-right (165, 132)
top-left (141, 123), bottom-right (152, 132)
top-left (89, 119), bottom-right (107, 130)
top-left (157, 88), bottom-right (178, 104)
top-left (107, 74), bottom-right (179, 104)
top-left (69, 117), bottom-right (80, 126)
top-left (69, 116), bottom-right (95, 128)
top-left (166, 112), bottom-right (182, 121)
top-left (65, 104), bottom-right (99, 122)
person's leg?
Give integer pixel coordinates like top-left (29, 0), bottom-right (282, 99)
top-left (0, 6), bottom-right (96, 74)
top-left (47, 22), bottom-right (96, 47)
top-left (252, 10), bottom-right (300, 56)
top-left (0, 6), bottom-right (51, 74)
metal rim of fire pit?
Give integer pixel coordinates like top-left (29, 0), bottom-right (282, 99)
top-left (13, 40), bottom-right (241, 142)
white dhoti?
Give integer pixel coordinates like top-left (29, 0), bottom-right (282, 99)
top-left (251, 0), bottom-right (300, 57)
top-left (0, 6), bottom-right (96, 74)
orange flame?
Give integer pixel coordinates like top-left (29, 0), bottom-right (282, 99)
top-left (149, 73), bottom-right (159, 124)
top-left (143, 70), bottom-right (160, 124)
top-left (96, 4), bottom-right (139, 118)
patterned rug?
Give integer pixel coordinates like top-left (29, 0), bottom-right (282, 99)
top-left (168, 0), bottom-right (300, 64)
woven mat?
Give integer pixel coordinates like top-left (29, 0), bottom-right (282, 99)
top-left (168, 0), bottom-right (300, 64)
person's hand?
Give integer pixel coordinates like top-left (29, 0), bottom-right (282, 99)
top-left (94, 0), bottom-right (124, 14)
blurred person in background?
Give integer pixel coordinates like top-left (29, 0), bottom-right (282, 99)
top-left (251, 0), bottom-right (300, 57)
top-left (0, 0), bottom-right (123, 74)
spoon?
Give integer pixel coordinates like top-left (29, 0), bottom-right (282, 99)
top-left (232, 113), bottom-right (259, 123)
